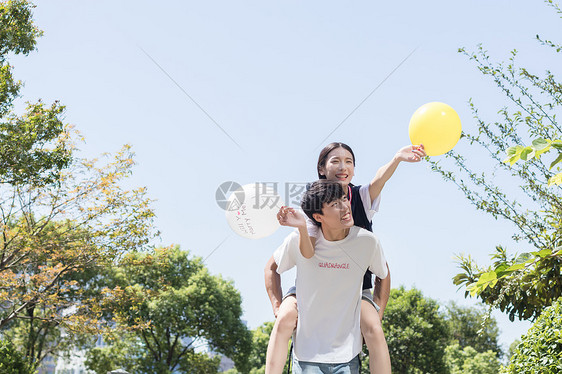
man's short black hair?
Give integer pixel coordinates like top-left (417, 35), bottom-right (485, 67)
top-left (301, 180), bottom-right (346, 227)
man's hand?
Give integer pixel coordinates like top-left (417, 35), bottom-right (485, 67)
top-left (277, 206), bottom-right (306, 229)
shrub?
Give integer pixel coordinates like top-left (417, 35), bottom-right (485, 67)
top-left (503, 297), bottom-right (562, 373)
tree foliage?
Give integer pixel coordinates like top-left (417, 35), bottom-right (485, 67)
top-left (0, 101), bottom-right (72, 186)
top-left (0, 339), bottom-right (34, 374)
top-left (0, 0), bottom-right (158, 369)
top-left (241, 321), bottom-right (290, 374)
top-left (0, 0), bottom-right (70, 186)
top-left (382, 287), bottom-right (449, 374)
top-left (91, 246), bottom-right (252, 374)
top-left (444, 302), bottom-right (501, 358)
top-left (430, 0), bottom-right (562, 321)
top-left (0, 0), bottom-right (41, 118)
top-left (444, 343), bottom-right (500, 374)
top-left (247, 321), bottom-right (272, 374)
top-left (84, 334), bottom-right (140, 374)
top-left (0, 144), bottom-right (157, 366)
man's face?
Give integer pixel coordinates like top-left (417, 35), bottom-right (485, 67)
top-left (313, 194), bottom-right (354, 230)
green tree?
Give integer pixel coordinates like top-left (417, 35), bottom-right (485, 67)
top-left (247, 321), bottom-right (272, 373)
top-left (444, 302), bottom-right (502, 357)
top-left (0, 143), bottom-right (157, 368)
top-left (82, 331), bottom-right (141, 374)
top-left (0, 339), bottom-right (34, 374)
top-left (242, 321), bottom-right (290, 374)
top-left (94, 246), bottom-right (252, 374)
top-left (0, 0), bottom-right (156, 368)
top-left (382, 287), bottom-right (449, 374)
top-left (502, 297), bottom-right (562, 373)
top-left (506, 339), bottom-right (520, 361)
top-left (429, 0), bottom-right (562, 321)
top-left (444, 343), bottom-right (501, 374)
top-left (0, 0), bottom-right (71, 186)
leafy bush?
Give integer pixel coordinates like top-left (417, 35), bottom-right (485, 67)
top-left (503, 297), bottom-right (562, 373)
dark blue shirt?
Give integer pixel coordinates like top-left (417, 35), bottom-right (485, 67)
top-left (349, 185), bottom-right (375, 290)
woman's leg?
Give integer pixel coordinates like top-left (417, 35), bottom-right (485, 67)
top-left (360, 299), bottom-right (391, 374)
top-left (265, 295), bottom-right (298, 374)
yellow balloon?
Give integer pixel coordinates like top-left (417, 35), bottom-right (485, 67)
top-left (408, 102), bottom-right (462, 156)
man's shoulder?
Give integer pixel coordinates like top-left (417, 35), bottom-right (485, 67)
top-left (351, 226), bottom-right (377, 238)
top-left (349, 226), bottom-right (380, 245)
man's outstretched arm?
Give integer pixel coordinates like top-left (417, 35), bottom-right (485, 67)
top-left (373, 263), bottom-right (391, 319)
top-left (264, 255), bottom-right (283, 318)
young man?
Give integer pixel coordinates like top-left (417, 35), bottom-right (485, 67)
top-left (270, 180), bottom-right (389, 373)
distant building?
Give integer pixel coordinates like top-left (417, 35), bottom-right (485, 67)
top-left (219, 354), bottom-right (235, 372)
top-left (53, 350), bottom-right (91, 374)
top-left (36, 354), bottom-right (56, 374)
top-left (37, 334), bottom-right (106, 374)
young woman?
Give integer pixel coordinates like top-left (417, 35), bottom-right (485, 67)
top-left (264, 142), bottom-right (426, 374)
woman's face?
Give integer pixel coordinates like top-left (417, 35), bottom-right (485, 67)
top-left (319, 147), bottom-right (355, 187)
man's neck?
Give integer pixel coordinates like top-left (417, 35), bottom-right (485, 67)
top-left (320, 226), bottom-right (350, 241)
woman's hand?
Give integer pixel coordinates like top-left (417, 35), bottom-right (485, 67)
top-left (395, 144), bottom-right (426, 162)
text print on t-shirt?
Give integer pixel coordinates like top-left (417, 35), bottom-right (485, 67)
top-left (318, 262), bottom-right (350, 270)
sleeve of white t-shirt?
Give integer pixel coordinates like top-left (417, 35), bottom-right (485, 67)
top-left (368, 236), bottom-right (388, 279)
top-left (358, 184), bottom-right (381, 221)
top-left (273, 231), bottom-right (300, 274)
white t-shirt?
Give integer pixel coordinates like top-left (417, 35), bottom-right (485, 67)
top-left (306, 184), bottom-right (381, 238)
top-left (274, 226), bottom-right (387, 363)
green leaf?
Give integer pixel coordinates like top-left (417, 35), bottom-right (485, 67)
top-left (495, 263), bottom-right (509, 272)
top-left (506, 146), bottom-right (518, 157)
top-left (547, 173), bottom-right (562, 186)
top-left (478, 271), bottom-right (497, 290)
top-left (520, 146), bottom-right (534, 160)
top-left (532, 138), bottom-right (550, 151)
top-left (505, 263), bottom-right (525, 272)
top-left (479, 271), bottom-right (497, 282)
top-left (549, 153), bottom-right (562, 169)
top-left (508, 154), bottom-right (521, 166)
top-left (550, 140), bottom-right (562, 150)
top-left (515, 253), bottom-right (532, 264)
top-left (530, 248), bottom-right (552, 258)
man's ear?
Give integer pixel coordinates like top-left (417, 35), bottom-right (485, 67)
top-left (312, 212), bottom-right (323, 224)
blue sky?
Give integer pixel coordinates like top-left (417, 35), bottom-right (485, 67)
top-left (12, 0), bottom-right (562, 351)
